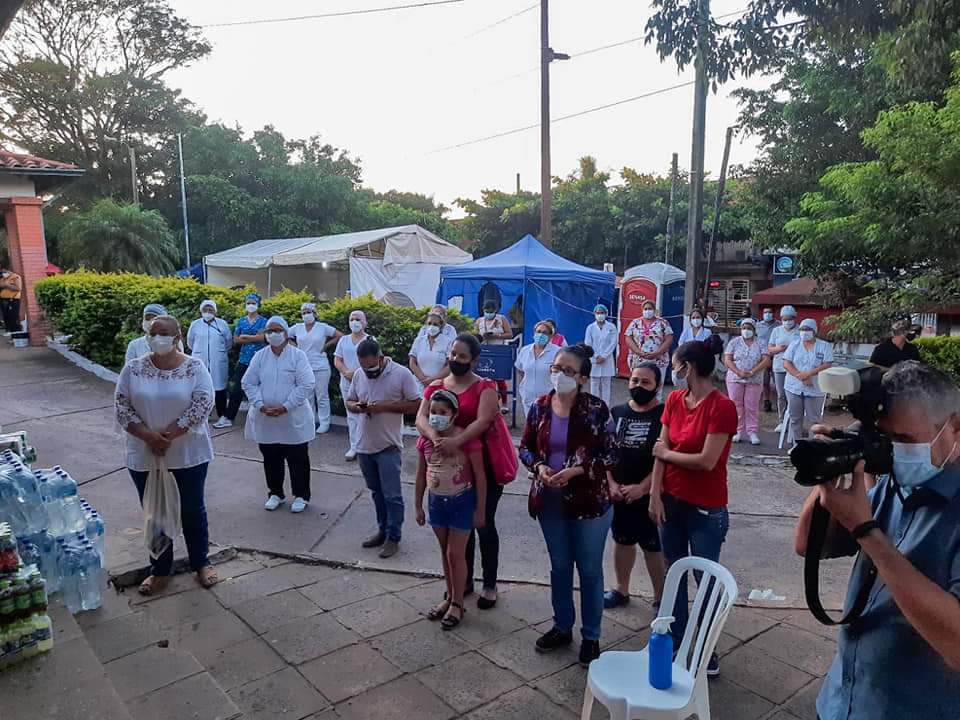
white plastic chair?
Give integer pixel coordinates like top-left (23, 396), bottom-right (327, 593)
top-left (581, 557), bottom-right (738, 720)
top-left (779, 395), bottom-right (828, 449)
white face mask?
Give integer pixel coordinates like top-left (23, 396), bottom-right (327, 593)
top-left (428, 414), bottom-right (452, 432)
top-left (349, 319), bottom-right (364, 333)
top-left (265, 331), bottom-right (286, 347)
top-left (595, 314), bottom-right (606, 324)
top-left (643, 309), bottom-right (655, 320)
top-left (245, 303), bottom-right (258, 314)
top-left (800, 330), bottom-right (815, 342)
top-left (741, 328), bottom-right (755, 339)
top-left (201, 311), bottom-right (215, 322)
top-left (783, 319), bottom-right (796, 329)
top-left (148, 335), bottom-right (176, 355)
top-left (302, 313), bottom-right (315, 324)
top-left (550, 371), bottom-right (578, 395)
top-left (691, 318), bottom-right (703, 328)
top-left (142, 319), bottom-right (154, 333)
top-left (426, 324), bottom-right (441, 337)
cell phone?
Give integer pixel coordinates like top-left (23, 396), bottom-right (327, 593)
top-left (357, 401), bottom-right (368, 409)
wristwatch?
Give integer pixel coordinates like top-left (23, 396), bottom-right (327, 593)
top-left (851, 520), bottom-right (881, 540)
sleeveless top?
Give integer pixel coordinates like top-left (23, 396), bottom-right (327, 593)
top-left (424, 377), bottom-right (497, 428)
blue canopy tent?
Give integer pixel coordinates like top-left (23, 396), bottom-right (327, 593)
top-left (436, 234), bottom-right (617, 345)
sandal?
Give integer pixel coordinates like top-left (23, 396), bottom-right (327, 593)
top-left (137, 575), bottom-right (170, 596)
top-left (441, 602), bottom-right (465, 630)
top-left (427, 594), bottom-right (451, 621)
top-left (196, 566), bottom-right (220, 589)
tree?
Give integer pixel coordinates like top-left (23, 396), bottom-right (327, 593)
top-left (60, 199), bottom-right (179, 274)
top-left (455, 190), bottom-right (541, 258)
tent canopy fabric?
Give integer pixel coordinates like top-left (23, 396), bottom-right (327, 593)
top-left (436, 234), bottom-right (617, 345)
top-left (204, 225), bottom-right (471, 270)
top-left (623, 262), bottom-right (686, 286)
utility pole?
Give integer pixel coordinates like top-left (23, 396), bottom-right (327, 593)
top-left (128, 146), bottom-right (139, 205)
top-left (683, 0), bottom-right (710, 313)
top-left (665, 152), bottom-right (679, 264)
top-left (177, 133), bottom-right (191, 268)
top-left (539, 0), bottom-right (568, 247)
top-left (702, 126), bottom-right (733, 305)
top-left (516, 172), bottom-right (521, 194)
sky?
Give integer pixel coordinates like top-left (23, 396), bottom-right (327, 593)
top-left (167, 0), bottom-right (770, 213)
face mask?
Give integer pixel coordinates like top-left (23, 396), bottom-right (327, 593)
top-left (893, 423), bottom-right (955, 489)
top-left (202, 311), bottom-right (215, 322)
top-left (763, 312), bottom-right (774, 322)
top-left (741, 329), bottom-right (755, 339)
top-left (428, 414), bottom-right (452, 432)
top-left (630, 385), bottom-right (658, 406)
top-left (448, 359), bottom-right (471, 377)
top-left (703, 316), bottom-right (716, 328)
top-left (674, 364), bottom-right (689, 382)
top-left (349, 319), bottom-right (364, 333)
top-left (142, 319), bottom-right (153, 333)
top-left (148, 335), bottom-right (176, 355)
top-left (691, 318), bottom-right (703, 328)
top-left (643, 309), bottom-right (655, 320)
top-left (484, 312), bottom-right (496, 321)
top-left (800, 330), bottom-right (815, 342)
top-left (426, 324), bottom-right (441, 337)
top-left (302, 313), bottom-right (315, 324)
top-left (363, 363), bottom-right (383, 379)
top-left (533, 332), bottom-right (549, 346)
top-left (595, 314), bottom-right (606, 323)
top-left (783, 320), bottom-right (796, 329)
top-left (265, 331), bottom-right (286, 347)
top-left (246, 303), bottom-right (259, 314)
top-left (551, 371), bottom-right (578, 395)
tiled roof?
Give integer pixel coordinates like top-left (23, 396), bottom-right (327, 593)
top-left (0, 149), bottom-right (80, 172)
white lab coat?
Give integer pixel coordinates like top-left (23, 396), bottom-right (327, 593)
top-left (515, 342), bottom-right (560, 414)
top-left (584, 321), bottom-right (619, 377)
top-left (187, 317), bottom-right (233, 391)
top-left (242, 344), bottom-right (316, 445)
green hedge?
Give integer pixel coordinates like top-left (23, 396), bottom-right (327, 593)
top-left (915, 337), bottom-right (960, 381)
top-left (35, 271), bottom-right (472, 402)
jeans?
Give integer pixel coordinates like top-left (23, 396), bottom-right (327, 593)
top-left (358, 447), bottom-right (404, 541)
top-left (312, 365), bottom-right (332, 428)
top-left (129, 463), bottom-right (210, 576)
top-left (538, 506), bottom-right (612, 641)
top-left (787, 391), bottom-right (824, 441)
top-left (726, 380), bottom-right (762, 435)
top-left (659, 494), bottom-right (729, 645)
top-left (466, 479), bottom-right (504, 591)
top-left (259, 442), bottom-right (311, 501)
top-left (590, 377), bottom-right (612, 405)
top-left (224, 362), bottom-right (249, 421)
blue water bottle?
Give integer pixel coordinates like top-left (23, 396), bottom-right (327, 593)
top-left (648, 615), bottom-right (675, 690)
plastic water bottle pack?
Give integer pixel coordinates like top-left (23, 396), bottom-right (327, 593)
top-left (0, 522), bottom-right (54, 670)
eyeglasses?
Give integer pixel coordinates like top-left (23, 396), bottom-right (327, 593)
top-left (549, 364), bottom-right (579, 378)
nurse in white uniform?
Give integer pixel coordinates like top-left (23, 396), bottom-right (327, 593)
top-left (334, 309), bottom-right (370, 461)
top-left (583, 303), bottom-right (618, 405)
top-left (515, 320), bottom-right (560, 419)
top-left (289, 302), bottom-right (342, 434)
top-left (126, 303), bottom-right (167, 362)
top-left (187, 299), bottom-right (233, 423)
top-left (409, 309), bottom-right (452, 389)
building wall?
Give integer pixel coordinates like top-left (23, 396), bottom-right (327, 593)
top-left (0, 176), bottom-right (36, 199)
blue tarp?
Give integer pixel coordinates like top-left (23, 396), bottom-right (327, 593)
top-left (176, 263), bottom-right (205, 283)
top-left (436, 234), bottom-right (617, 345)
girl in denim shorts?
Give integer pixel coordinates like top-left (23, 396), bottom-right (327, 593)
top-left (415, 390), bottom-right (487, 629)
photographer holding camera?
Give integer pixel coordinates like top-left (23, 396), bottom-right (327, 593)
top-left (795, 361), bottom-right (960, 719)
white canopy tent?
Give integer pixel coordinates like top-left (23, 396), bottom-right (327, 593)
top-left (203, 225), bottom-right (472, 307)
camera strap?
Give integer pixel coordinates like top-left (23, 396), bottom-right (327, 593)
top-left (804, 498), bottom-right (878, 625)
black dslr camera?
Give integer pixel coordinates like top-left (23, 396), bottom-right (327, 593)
top-left (789, 366), bottom-right (894, 486)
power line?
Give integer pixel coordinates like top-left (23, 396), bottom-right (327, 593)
top-left (428, 79), bottom-right (696, 153)
top-left (463, 2), bottom-right (538, 39)
top-left (200, 0), bottom-right (466, 29)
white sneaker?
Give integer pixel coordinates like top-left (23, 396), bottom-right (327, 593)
top-left (774, 422), bottom-right (784, 433)
top-left (316, 424), bottom-right (330, 434)
top-left (344, 448), bottom-right (358, 461)
top-left (264, 495), bottom-right (283, 511)
top-left (290, 497), bottom-right (307, 513)
top-left (749, 433), bottom-right (761, 445)
top-left (213, 417), bottom-right (233, 429)
top-left (732, 433), bottom-right (742, 443)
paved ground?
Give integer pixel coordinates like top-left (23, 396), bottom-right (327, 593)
top-left (0, 343), bottom-right (851, 718)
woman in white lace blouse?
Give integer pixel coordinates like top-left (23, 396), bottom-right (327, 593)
top-left (115, 315), bottom-right (219, 595)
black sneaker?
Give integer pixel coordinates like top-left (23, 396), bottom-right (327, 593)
top-left (603, 589), bottom-right (630, 609)
top-left (535, 627), bottom-right (573, 653)
top-left (579, 639), bottom-right (600, 666)
top-left (706, 653), bottom-right (720, 677)
top-left (763, 400), bottom-right (773, 412)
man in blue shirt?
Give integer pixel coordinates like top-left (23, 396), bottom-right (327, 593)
top-left (215, 292), bottom-right (267, 428)
top-left (795, 361), bottom-right (960, 719)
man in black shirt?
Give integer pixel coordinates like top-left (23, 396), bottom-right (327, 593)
top-left (870, 316), bottom-right (921, 369)
top-left (603, 362), bottom-right (668, 610)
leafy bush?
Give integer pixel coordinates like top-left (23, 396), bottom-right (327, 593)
top-left (915, 337), bottom-right (960, 382)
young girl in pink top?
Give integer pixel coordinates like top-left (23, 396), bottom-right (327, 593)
top-left (415, 390), bottom-right (486, 629)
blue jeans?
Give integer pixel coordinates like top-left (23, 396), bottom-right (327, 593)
top-left (658, 494), bottom-right (729, 645)
top-left (538, 507), bottom-right (612, 641)
top-left (358, 447), bottom-right (404, 542)
top-left (129, 463), bottom-right (210, 576)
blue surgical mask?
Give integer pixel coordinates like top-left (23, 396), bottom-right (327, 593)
top-left (533, 332), bottom-right (548, 346)
top-left (893, 423), bottom-right (955, 489)
top-left (428, 414), bottom-right (452, 432)
top-left (484, 312), bottom-right (496, 320)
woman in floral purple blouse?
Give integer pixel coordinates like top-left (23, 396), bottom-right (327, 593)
top-left (520, 343), bottom-right (618, 667)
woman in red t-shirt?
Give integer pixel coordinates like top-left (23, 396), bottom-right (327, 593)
top-left (649, 340), bottom-right (737, 675)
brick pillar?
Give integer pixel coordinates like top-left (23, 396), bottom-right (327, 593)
top-left (3, 197), bottom-right (50, 346)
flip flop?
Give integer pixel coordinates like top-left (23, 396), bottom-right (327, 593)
top-left (441, 602), bottom-right (465, 630)
top-left (137, 575), bottom-right (170, 596)
top-left (196, 566), bottom-right (219, 589)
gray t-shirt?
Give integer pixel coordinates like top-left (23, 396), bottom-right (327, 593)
top-left (346, 358), bottom-right (421, 454)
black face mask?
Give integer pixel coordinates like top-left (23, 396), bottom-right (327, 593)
top-left (448, 360), bottom-right (472, 377)
top-left (363, 362), bottom-right (383, 379)
top-left (630, 386), bottom-right (658, 406)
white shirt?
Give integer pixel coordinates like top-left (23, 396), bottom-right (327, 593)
top-left (515, 342), bottom-right (560, 407)
top-left (477, 315), bottom-right (509, 345)
top-left (346, 359), bottom-right (422, 454)
top-left (126, 335), bottom-right (183, 363)
top-left (334, 333), bottom-right (369, 388)
top-left (768, 325), bottom-right (800, 373)
top-left (783, 338), bottom-right (834, 397)
top-left (678, 325), bottom-right (713, 345)
top-left (584, 321), bottom-right (619, 377)
top-left (242, 344), bottom-right (316, 445)
top-left (115, 355), bottom-right (215, 472)
top-left (289, 321), bottom-right (337, 370)
top-left (187, 317), bottom-right (233, 391)
top-left (409, 331), bottom-right (453, 380)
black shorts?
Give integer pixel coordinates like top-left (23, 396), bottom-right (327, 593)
top-left (611, 495), bottom-right (662, 552)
